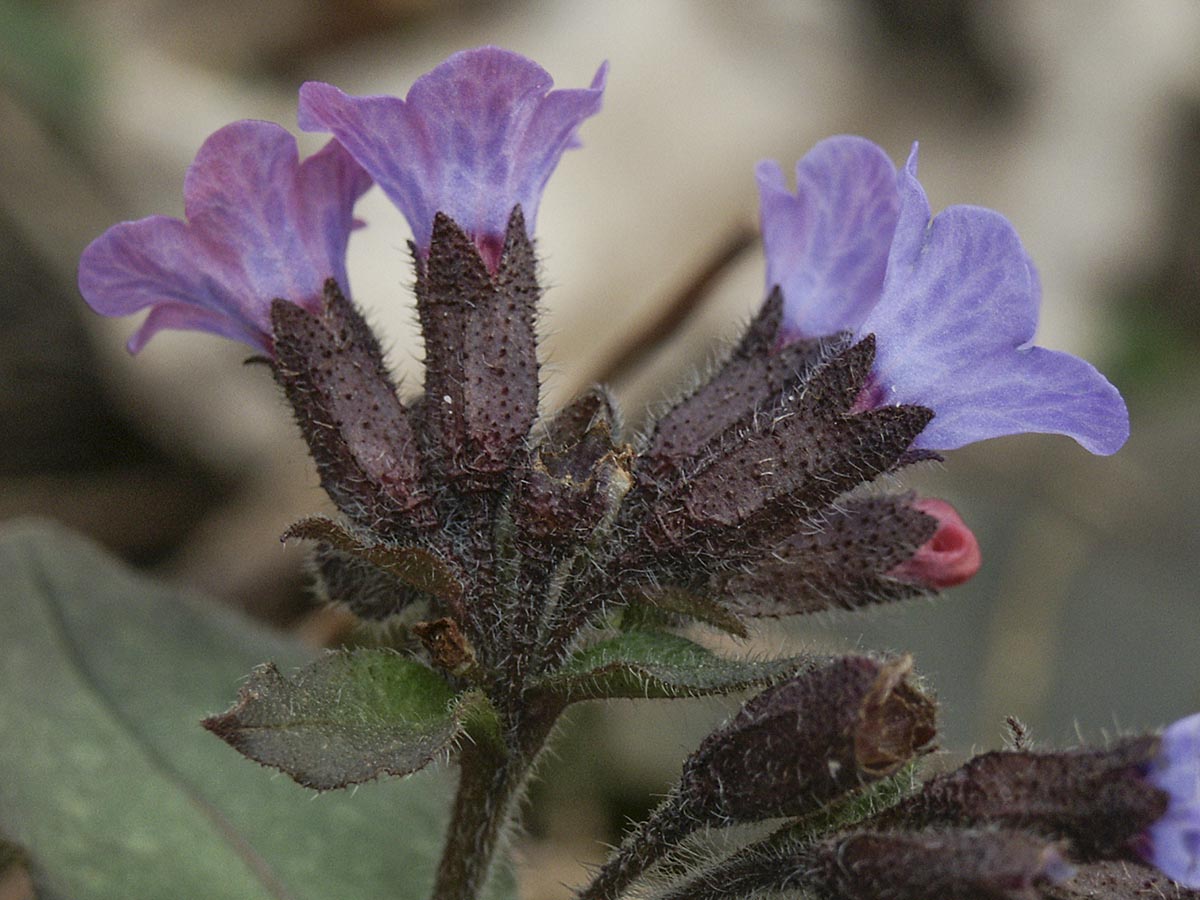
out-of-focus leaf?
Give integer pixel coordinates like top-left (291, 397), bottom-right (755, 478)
top-left (536, 629), bottom-right (818, 701)
top-left (0, 1), bottom-right (93, 131)
top-left (204, 650), bottom-right (475, 790)
top-left (0, 519), bottom-right (512, 900)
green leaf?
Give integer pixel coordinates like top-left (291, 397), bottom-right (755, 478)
top-left (536, 629), bottom-right (818, 701)
top-left (624, 587), bottom-right (748, 638)
top-left (204, 650), bottom-right (472, 790)
top-left (283, 516), bottom-right (464, 605)
top-left (0, 519), bottom-right (513, 900)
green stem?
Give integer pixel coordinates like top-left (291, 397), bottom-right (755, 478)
top-left (430, 700), bottom-right (563, 900)
top-left (431, 738), bottom-right (513, 900)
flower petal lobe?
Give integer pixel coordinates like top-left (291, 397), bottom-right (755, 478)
top-left (860, 153), bottom-right (1128, 454)
top-left (78, 120), bottom-right (370, 353)
top-left (758, 136), bottom-right (900, 341)
top-left (299, 47), bottom-right (605, 266)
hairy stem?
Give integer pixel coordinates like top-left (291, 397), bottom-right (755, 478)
top-left (431, 738), bottom-right (513, 900)
top-left (575, 792), bottom-right (696, 900)
top-left (431, 700), bottom-right (564, 900)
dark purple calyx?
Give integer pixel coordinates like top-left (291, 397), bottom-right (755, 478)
top-left (640, 336), bottom-right (931, 557)
top-left (415, 208), bottom-right (540, 490)
top-left (879, 738), bottom-right (1168, 858)
top-left (814, 829), bottom-right (1074, 900)
top-left (271, 279), bottom-right (432, 533)
top-left (640, 288), bottom-right (838, 485)
top-left (718, 494), bottom-right (937, 616)
top-left (680, 655), bottom-right (937, 824)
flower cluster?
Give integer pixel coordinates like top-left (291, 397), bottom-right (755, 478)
top-left (78, 44), bottom-right (1183, 900)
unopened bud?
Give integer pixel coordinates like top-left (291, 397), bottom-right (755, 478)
top-left (887, 498), bottom-right (981, 589)
top-left (513, 390), bottom-right (633, 543)
top-left (882, 738), bottom-right (1167, 857)
top-left (815, 829), bottom-right (1074, 900)
top-left (680, 655), bottom-right (936, 824)
top-left (413, 617), bottom-right (478, 679)
top-left (721, 494), bottom-right (938, 616)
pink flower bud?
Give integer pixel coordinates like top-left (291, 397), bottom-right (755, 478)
top-left (888, 498), bottom-right (981, 589)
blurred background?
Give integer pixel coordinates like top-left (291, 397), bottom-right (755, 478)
top-left (2, 0), bottom-right (1199, 897)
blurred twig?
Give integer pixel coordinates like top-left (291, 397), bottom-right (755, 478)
top-left (592, 225), bottom-right (758, 387)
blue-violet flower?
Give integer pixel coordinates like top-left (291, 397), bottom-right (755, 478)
top-left (79, 120), bottom-right (371, 355)
top-left (1141, 713), bottom-right (1200, 887)
top-left (758, 135), bottom-right (1129, 455)
top-left (298, 46), bottom-right (606, 271)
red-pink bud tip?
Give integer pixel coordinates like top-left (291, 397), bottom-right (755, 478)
top-left (888, 498), bottom-right (981, 589)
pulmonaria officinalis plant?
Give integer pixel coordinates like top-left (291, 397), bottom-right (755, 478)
top-left (78, 43), bottom-right (1196, 900)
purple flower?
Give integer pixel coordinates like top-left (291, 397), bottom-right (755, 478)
top-left (1141, 713), bottom-right (1200, 887)
top-left (298, 46), bottom-right (606, 271)
top-left (757, 136), bottom-right (1129, 455)
top-left (79, 120), bottom-right (371, 354)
